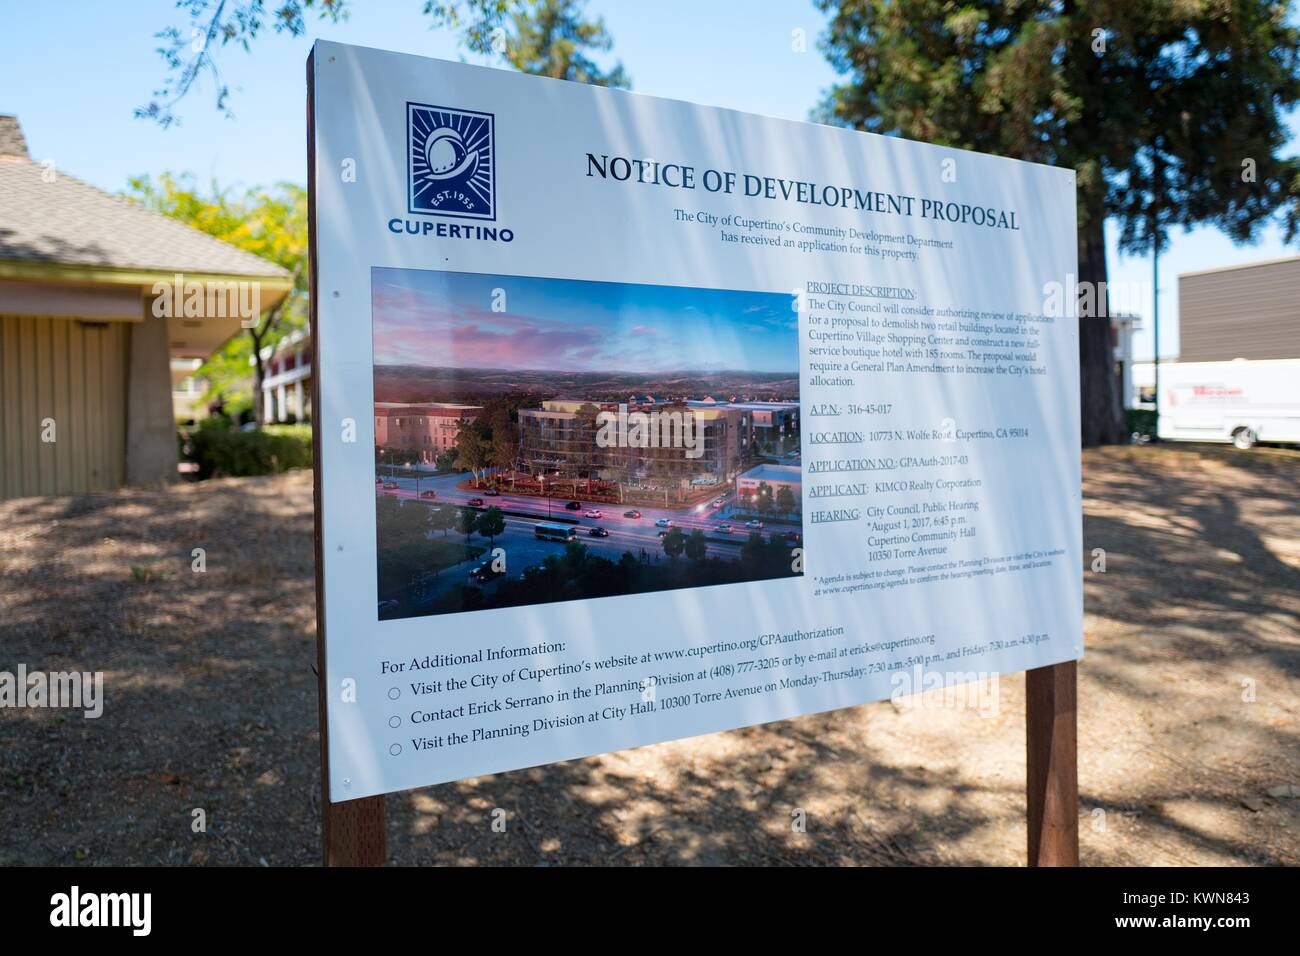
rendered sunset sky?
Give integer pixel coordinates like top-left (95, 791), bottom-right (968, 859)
top-left (371, 267), bottom-right (797, 374)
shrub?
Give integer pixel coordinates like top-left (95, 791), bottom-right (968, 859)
top-left (182, 419), bottom-right (313, 479)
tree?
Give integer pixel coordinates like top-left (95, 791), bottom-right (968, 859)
top-left (503, 0), bottom-right (628, 86)
top-left (476, 506), bottom-right (506, 547)
top-left (486, 401), bottom-right (520, 484)
top-left (141, 0), bottom-right (627, 126)
top-left (776, 485), bottom-right (796, 516)
top-left (817, 0), bottom-right (1300, 446)
top-left (661, 527), bottom-right (686, 561)
top-left (457, 506), bottom-right (479, 542)
top-left (428, 506), bottom-right (457, 536)
top-left (684, 528), bottom-right (707, 562)
top-left (453, 419), bottom-right (493, 485)
top-left (126, 174), bottom-right (307, 426)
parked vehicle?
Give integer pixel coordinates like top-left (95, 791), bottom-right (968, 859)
top-left (623, 510), bottom-right (641, 519)
top-left (565, 501), bottom-right (582, 511)
top-left (1157, 359), bottom-right (1300, 448)
top-left (588, 527), bottom-right (609, 538)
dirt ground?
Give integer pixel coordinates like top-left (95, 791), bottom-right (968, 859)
top-left (2, 444), bottom-right (1296, 866)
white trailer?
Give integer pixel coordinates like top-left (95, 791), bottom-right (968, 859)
top-left (1157, 359), bottom-right (1300, 448)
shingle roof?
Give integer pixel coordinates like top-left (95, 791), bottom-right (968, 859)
top-left (0, 115), bottom-right (28, 158)
top-left (0, 116), bottom-right (289, 279)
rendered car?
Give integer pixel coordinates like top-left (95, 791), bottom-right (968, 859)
top-left (588, 527), bottom-right (610, 538)
top-left (467, 497), bottom-right (485, 508)
top-left (623, 510), bottom-right (641, 519)
top-left (565, 501), bottom-right (582, 511)
top-left (419, 490), bottom-right (438, 499)
top-left (655, 518), bottom-right (672, 528)
top-left (468, 561), bottom-right (504, 583)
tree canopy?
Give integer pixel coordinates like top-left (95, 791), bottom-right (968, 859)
top-left (126, 173), bottom-right (308, 419)
top-left (140, 0), bottom-right (626, 126)
top-left (817, 0), bottom-right (1300, 444)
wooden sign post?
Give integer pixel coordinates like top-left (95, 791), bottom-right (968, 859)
top-left (1026, 660), bottom-right (1080, 866)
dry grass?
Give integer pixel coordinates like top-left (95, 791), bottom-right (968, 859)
top-left (1, 444), bottom-right (1296, 865)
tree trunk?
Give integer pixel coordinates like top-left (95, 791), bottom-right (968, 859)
top-left (1076, 207), bottom-right (1126, 446)
top-left (251, 329), bottom-right (268, 428)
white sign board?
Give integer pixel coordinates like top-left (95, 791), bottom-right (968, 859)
top-left (308, 40), bottom-right (1082, 801)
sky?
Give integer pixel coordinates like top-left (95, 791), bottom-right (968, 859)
top-left (1, 0), bottom-right (1296, 362)
top-left (372, 267), bottom-right (798, 372)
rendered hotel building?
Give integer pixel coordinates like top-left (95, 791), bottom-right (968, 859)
top-left (517, 398), bottom-right (798, 500)
top-left (374, 402), bottom-right (484, 462)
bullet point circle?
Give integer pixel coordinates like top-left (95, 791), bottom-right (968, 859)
top-left (389, 743), bottom-right (402, 756)
top-left (388, 687), bottom-right (400, 700)
top-left (389, 715), bottom-right (401, 728)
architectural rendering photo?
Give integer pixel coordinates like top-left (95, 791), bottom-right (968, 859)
top-left (370, 267), bottom-right (802, 620)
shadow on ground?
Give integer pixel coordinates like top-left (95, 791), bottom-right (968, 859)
top-left (1, 444), bottom-right (1296, 865)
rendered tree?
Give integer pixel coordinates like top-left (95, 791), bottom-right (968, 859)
top-left (427, 505), bottom-right (457, 536)
top-left (453, 419), bottom-right (493, 485)
top-left (684, 529), bottom-right (708, 562)
top-left (476, 506), bottom-right (507, 547)
top-left (457, 506), bottom-right (479, 545)
top-left (661, 527), bottom-right (687, 561)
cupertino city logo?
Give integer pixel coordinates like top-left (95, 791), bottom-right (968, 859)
top-left (408, 101), bottom-right (495, 220)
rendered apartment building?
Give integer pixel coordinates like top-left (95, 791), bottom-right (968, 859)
top-left (517, 397), bottom-right (799, 498)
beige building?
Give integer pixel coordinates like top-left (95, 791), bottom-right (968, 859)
top-left (517, 398), bottom-right (762, 498)
top-left (0, 115), bottom-right (292, 499)
top-left (1179, 256), bottom-right (1300, 362)
top-left (374, 402), bottom-right (484, 462)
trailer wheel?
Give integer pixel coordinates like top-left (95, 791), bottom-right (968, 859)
top-left (1231, 427), bottom-right (1258, 450)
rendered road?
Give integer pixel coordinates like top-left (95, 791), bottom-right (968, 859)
top-left (377, 469), bottom-right (798, 612)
